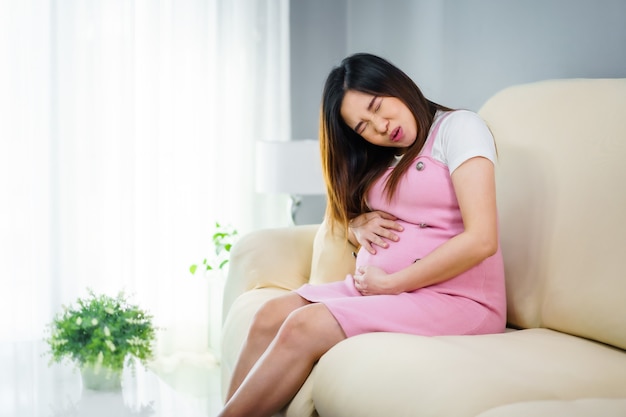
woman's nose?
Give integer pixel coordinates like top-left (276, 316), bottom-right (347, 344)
top-left (372, 114), bottom-right (388, 133)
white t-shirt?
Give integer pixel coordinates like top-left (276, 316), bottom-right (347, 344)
top-left (430, 110), bottom-right (496, 173)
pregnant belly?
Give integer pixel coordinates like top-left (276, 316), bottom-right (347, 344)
top-left (355, 223), bottom-right (436, 274)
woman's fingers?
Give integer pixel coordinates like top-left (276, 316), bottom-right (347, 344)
top-left (362, 240), bottom-right (376, 254)
top-left (370, 219), bottom-right (401, 243)
top-left (353, 268), bottom-right (367, 294)
top-left (350, 210), bottom-right (404, 253)
top-left (370, 232), bottom-right (390, 248)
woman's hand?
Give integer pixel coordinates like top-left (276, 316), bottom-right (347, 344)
top-left (353, 265), bottom-right (400, 295)
top-left (349, 211), bottom-right (403, 254)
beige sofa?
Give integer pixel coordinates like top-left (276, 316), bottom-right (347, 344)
top-left (220, 79), bottom-right (626, 416)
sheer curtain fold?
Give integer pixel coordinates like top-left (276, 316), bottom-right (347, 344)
top-left (0, 0), bottom-right (54, 342)
top-left (0, 0), bottom-right (290, 349)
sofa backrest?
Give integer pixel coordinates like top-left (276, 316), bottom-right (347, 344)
top-left (479, 78), bottom-right (626, 350)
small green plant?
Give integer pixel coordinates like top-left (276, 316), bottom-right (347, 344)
top-left (45, 289), bottom-right (156, 373)
top-left (190, 222), bottom-right (239, 274)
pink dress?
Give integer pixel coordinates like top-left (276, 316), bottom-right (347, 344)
top-left (296, 112), bottom-right (506, 338)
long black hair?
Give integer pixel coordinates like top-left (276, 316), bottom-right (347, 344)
top-left (319, 53), bottom-right (452, 231)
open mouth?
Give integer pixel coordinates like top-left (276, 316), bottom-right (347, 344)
top-left (390, 126), bottom-right (402, 142)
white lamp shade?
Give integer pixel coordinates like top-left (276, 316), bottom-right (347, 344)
top-left (255, 139), bottom-right (326, 195)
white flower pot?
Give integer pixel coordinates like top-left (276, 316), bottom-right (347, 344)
top-left (80, 364), bottom-right (122, 391)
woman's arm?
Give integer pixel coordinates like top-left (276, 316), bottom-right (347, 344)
top-left (353, 156), bottom-right (498, 295)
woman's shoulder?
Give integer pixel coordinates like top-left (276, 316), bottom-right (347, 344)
top-left (439, 109), bottom-right (487, 129)
top-left (438, 109), bottom-right (491, 140)
top-left (431, 109), bottom-right (496, 172)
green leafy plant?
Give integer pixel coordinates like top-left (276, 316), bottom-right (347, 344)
top-left (45, 289), bottom-right (157, 373)
top-left (190, 222), bottom-right (239, 274)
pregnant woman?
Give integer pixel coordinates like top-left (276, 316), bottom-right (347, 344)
top-left (217, 53), bottom-right (506, 417)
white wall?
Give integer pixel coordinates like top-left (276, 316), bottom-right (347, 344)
top-left (346, 0), bottom-right (626, 110)
top-left (290, 0), bottom-right (347, 140)
top-left (289, 0), bottom-right (348, 224)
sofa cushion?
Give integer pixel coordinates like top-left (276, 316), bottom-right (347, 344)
top-left (222, 225), bottom-right (319, 314)
top-left (476, 398), bottom-right (626, 417)
top-left (313, 328), bottom-right (626, 417)
top-left (479, 78), bottom-right (626, 350)
top-left (309, 219), bottom-right (357, 285)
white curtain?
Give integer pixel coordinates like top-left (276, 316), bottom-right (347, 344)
top-left (0, 0), bottom-right (290, 352)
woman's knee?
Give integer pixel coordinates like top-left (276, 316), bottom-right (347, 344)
top-left (249, 294), bottom-right (305, 338)
top-left (274, 304), bottom-right (346, 355)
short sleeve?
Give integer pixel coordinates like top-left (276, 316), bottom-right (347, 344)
top-left (431, 110), bottom-right (496, 174)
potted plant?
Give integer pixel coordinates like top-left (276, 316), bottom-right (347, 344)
top-left (189, 222), bottom-right (238, 358)
top-left (189, 222), bottom-right (239, 275)
top-left (45, 289), bottom-right (157, 391)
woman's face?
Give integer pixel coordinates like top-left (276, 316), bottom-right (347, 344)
top-left (340, 90), bottom-right (418, 150)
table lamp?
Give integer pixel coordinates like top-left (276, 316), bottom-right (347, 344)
top-left (255, 139), bottom-right (326, 224)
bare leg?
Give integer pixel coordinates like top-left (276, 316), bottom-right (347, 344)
top-left (225, 292), bottom-right (311, 402)
top-left (218, 303), bottom-right (346, 417)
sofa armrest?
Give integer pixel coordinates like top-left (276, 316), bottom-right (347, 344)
top-left (222, 224), bottom-right (320, 317)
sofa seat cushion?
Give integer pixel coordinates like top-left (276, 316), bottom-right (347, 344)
top-left (476, 398), bottom-right (626, 417)
top-left (312, 328), bottom-right (626, 417)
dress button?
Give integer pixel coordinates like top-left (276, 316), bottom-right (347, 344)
top-left (419, 223), bottom-right (428, 228)
top-left (416, 161), bottom-right (425, 171)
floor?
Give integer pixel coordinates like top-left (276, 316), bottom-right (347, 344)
top-left (0, 340), bottom-right (223, 417)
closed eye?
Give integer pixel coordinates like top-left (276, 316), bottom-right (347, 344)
top-left (354, 96), bottom-right (382, 134)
